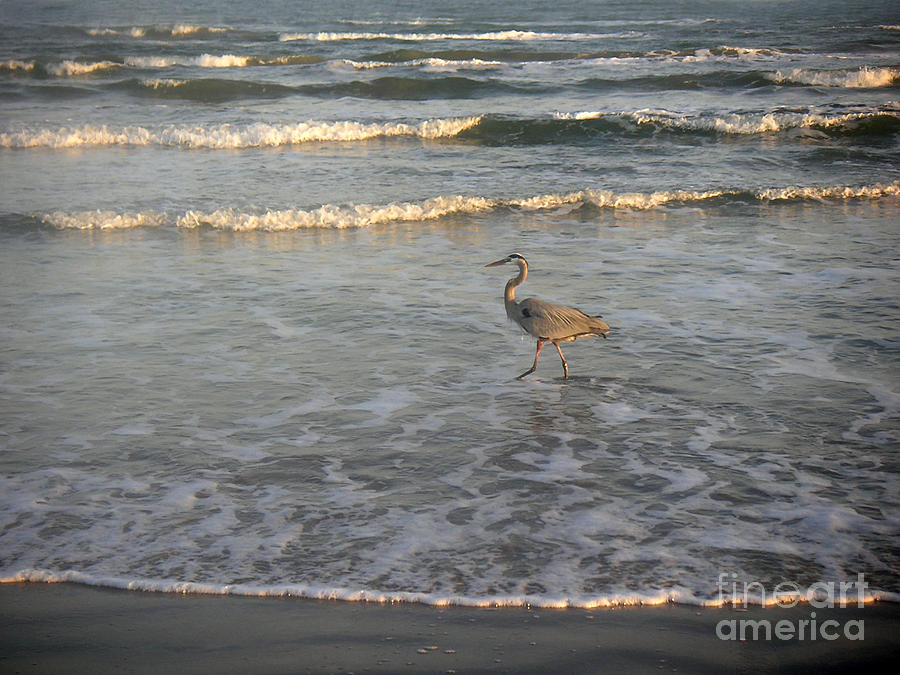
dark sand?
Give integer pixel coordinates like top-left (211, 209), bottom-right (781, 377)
top-left (1, 583), bottom-right (897, 673)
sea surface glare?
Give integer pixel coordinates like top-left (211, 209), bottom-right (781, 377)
top-left (1, 0), bottom-right (899, 607)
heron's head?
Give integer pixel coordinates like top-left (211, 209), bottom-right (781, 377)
top-left (484, 253), bottom-right (527, 268)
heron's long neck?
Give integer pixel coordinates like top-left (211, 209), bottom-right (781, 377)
top-left (504, 260), bottom-right (527, 317)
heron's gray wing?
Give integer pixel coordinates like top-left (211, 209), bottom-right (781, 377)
top-left (518, 297), bottom-right (609, 341)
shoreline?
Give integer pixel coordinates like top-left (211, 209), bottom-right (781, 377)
top-left (2, 582), bottom-right (898, 673)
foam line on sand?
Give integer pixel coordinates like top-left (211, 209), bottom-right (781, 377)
top-left (1, 582), bottom-right (897, 673)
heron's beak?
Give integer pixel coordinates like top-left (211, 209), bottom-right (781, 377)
top-left (484, 257), bottom-right (510, 267)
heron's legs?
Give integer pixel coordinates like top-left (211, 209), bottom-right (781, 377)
top-left (517, 340), bottom-right (545, 379)
top-left (553, 341), bottom-right (569, 379)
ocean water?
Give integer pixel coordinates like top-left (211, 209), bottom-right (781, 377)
top-left (1, 0), bottom-right (899, 608)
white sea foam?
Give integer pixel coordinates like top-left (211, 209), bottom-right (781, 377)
top-left (88, 24), bottom-right (227, 38)
top-left (141, 78), bottom-right (188, 90)
top-left (124, 54), bottom-right (316, 68)
top-left (684, 45), bottom-right (788, 62)
top-left (41, 210), bottom-right (169, 230)
top-left (87, 27), bottom-right (147, 38)
top-left (280, 30), bottom-right (608, 42)
top-left (123, 56), bottom-right (177, 68)
top-left (510, 187), bottom-right (736, 211)
top-left (591, 401), bottom-right (654, 425)
top-left (771, 66), bottom-right (899, 88)
top-left (632, 109), bottom-right (775, 134)
top-left (126, 54), bottom-right (249, 68)
top-left (3, 569), bottom-right (895, 608)
top-left (0, 54), bottom-right (314, 73)
top-left (37, 182), bottom-right (900, 230)
top-left (344, 57), bottom-right (503, 70)
top-left (177, 195), bottom-right (495, 231)
top-left (237, 397), bottom-right (336, 431)
top-left (174, 192), bottom-right (604, 230)
top-left (340, 17), bottom-right (456, 27)
top-left (554, 108), bottom-right (900, 134)
top-left (553, 110), bottom-right (606, 120)
top-left (51, 60), bottom-right (120, 76)
top-left (1, 59), bottom-right (121, 76)
top-left (0, 117), bottom-right (482, 149)
top-left (577, 188), bottom-right (731, 209)
top-left (193, 54), bottom-right (250, 68)
top-left (170, 24), bottom-right (227, 36)
top-left (758, 183), bottom-right (900, 201)
top-left (28, 182), bottom-right (895, 233)
top-left (5, 2), bottom-right (898, 619)
top-left (3, 54), bottom-right (297, 76)
top-left (1, 59), bottom-right (35, 72)
top-left (4, 108), bottom-right (894, 149)
top-left (625, 108), bottom-right (900, 135)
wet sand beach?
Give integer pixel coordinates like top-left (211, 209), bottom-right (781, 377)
top-left (2, 583), bottom-right (897, 673)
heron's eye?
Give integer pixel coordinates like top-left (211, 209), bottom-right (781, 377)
top-left (522, 308), bottom-right (531, 317)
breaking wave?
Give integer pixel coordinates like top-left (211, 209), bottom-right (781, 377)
top-left (36, 182), bottom-right (900, 231)
top-left (343, 57), bottom-right (504, 70)
top-left (279, 30), bottom-right (623, 42)
top-left (124, 54), bottom-right (324, 68)
top-left (0, 117), bottom-right (482, 149)
top-left (0, 54), bottom-right (326, 77)
top-left (4, 108), bottom-right (896, 150)
top-left (6, 569), bottom-right (895, 608)
top-left (86, 24), bottom-right (229, 39)
top-left (0, 45), bottom-right (818, 81)
top-left (770, 66), bottom-right (900, 88)
top-left (41, 210), bottom-right (169, 230)
top-left (177, 195), bottom-right (496, 231)
top-left (548, 109), bottom-right (900, 138)
top-left (1, 59), bottom-right (121, 77)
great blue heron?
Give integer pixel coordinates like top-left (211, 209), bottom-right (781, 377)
top-left (485, 253), bottom-right (610, 379)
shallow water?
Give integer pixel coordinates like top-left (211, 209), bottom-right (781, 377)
top-left (1, 0), bottom-right (898, 606)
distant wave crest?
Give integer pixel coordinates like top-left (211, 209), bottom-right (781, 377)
top-left (0, 45), bottom-right (818, 80)
top-left (343, 57), bottom-right (504, 70)
top-left (37, 182), bottom-right (900, 231)
top-left (124, 54), bottom-right (323, 68)
top-left (1, 54), bottom-right (326, 77)
top-left (1, 58), bottom-right (121, 76)
top-left (87, 24), bottom-right (228, 39)
top-left (279, 30), bottom-right (622, 42)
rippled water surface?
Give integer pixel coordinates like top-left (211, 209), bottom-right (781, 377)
top-left (1, 0), bottom-right (898, 606)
